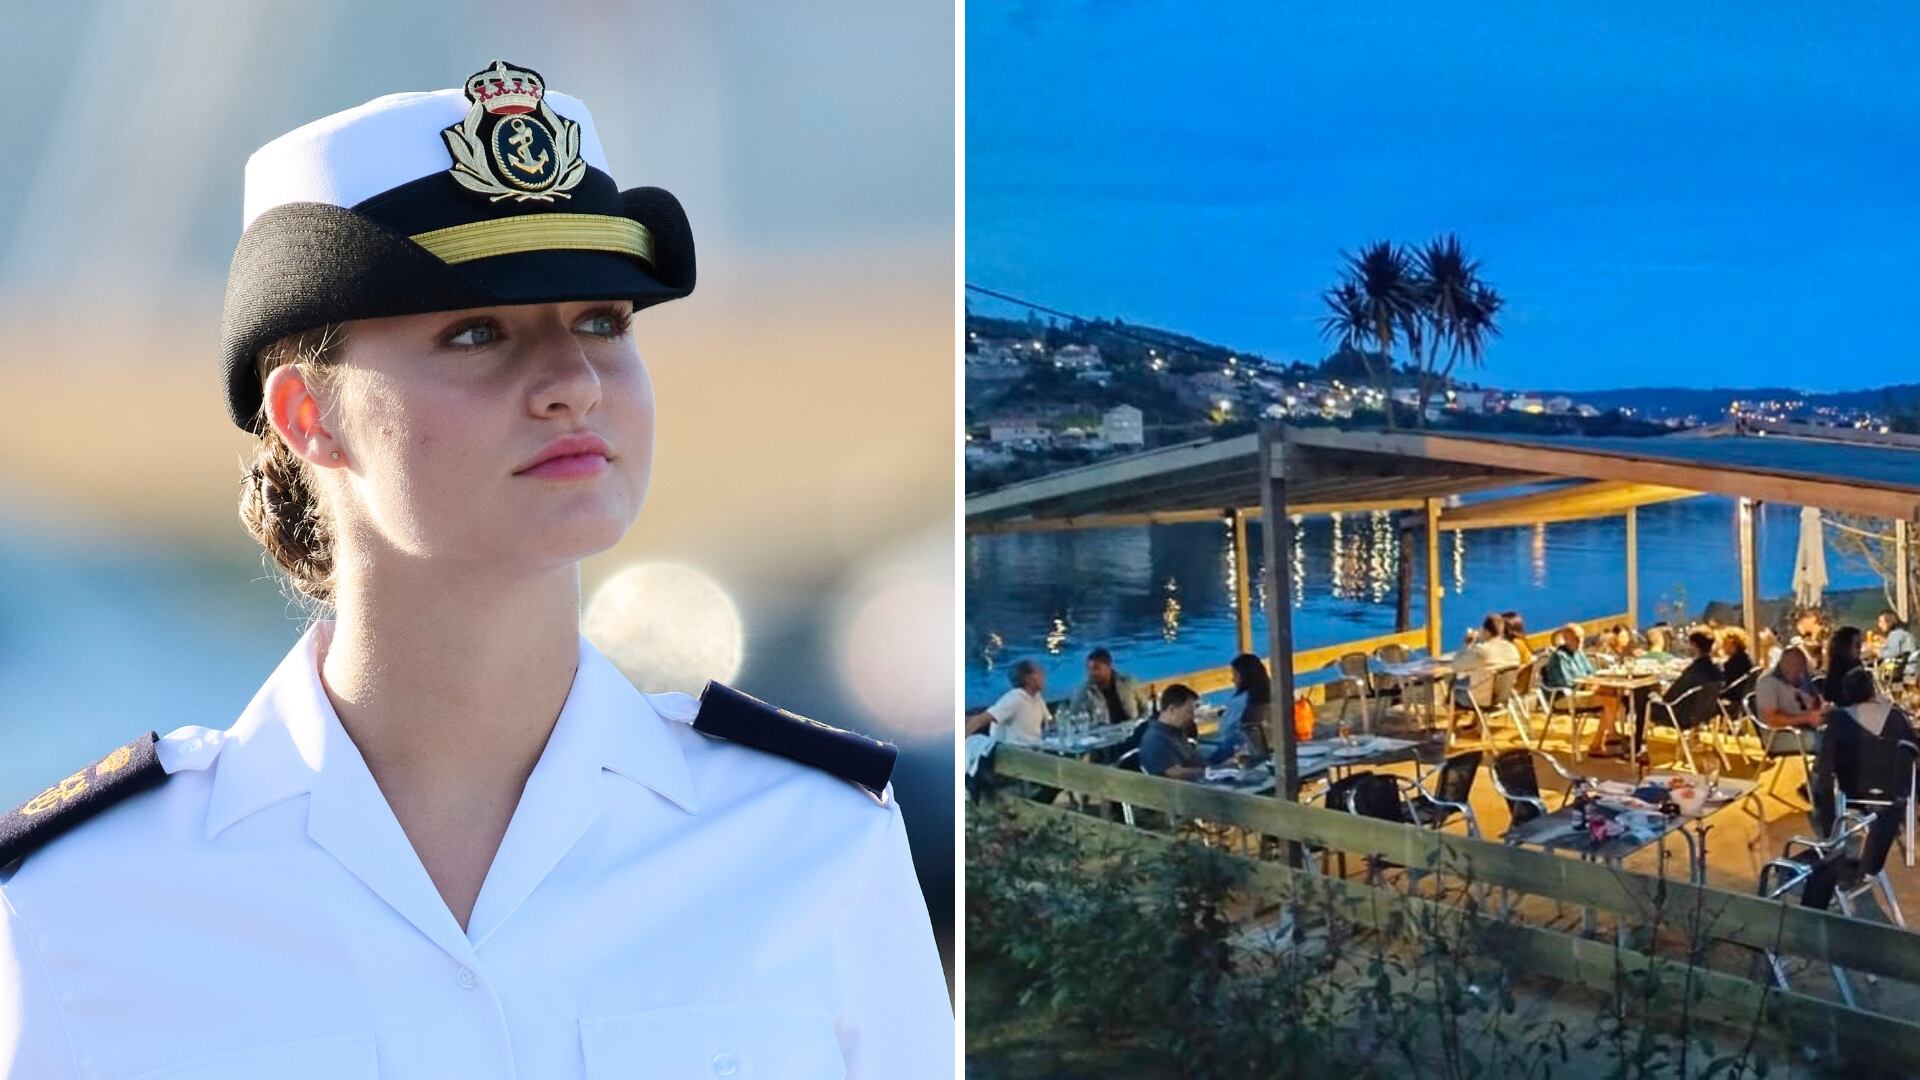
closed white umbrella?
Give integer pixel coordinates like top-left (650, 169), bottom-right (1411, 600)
top-left (1793, 506), bottom-right (1828, 609)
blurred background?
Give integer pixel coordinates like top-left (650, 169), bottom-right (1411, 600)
top-left (0, 1), bottom-right (955, 977)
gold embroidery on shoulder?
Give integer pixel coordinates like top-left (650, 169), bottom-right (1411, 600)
top-left (95, 745), bottom-right (133, 778)
top-left (20, 770), bottom-right (89, 816)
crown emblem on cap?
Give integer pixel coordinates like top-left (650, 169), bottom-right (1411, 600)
top-left (441, 60), bottom-right (586, 202)
top-left (467, 61), bottom-right (544, 115)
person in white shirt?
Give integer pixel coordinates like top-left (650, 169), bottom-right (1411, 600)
top-left (967, 659), bottom-right (1052, 744)
top-left (0, 62), bottom-right (950, 1079)
top-left (1451, 612), bottom-right (1523, 715)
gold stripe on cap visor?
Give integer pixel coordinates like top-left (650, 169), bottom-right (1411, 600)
top-left (407, 213), bottom-right (654, 266)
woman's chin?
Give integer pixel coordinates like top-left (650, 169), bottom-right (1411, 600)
top-left (507, 511), bottom-right (635, 565)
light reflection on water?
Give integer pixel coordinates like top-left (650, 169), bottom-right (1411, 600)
top-left (964, 496), bottom-right (1880, 705)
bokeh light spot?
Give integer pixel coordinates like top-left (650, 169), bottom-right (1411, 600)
top-left (583, 562), bottom-right (743, 694)
top-left (834, 529), bottom-right (952, 739)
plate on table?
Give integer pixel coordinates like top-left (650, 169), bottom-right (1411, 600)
top-left (1617, 809), bottom-right (1669, 836)
top-left (1332, 740), bottom-right (1378, 759)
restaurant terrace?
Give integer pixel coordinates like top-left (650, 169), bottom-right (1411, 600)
top-left (967, 420), bottom-right (1920, 1068)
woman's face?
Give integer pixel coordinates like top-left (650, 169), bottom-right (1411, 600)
top-left (273, 300), bottom-right (651, 576)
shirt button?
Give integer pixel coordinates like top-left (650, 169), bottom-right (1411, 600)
top-left (456, 966), bottom-right (479, 990)
top-left (710, 1052), bottom-right (739, 1076)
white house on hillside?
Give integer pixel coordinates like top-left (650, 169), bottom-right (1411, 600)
top-left (988, 416), bottom-right (1048, 444)
top-left (1101, 405), bottom-right (1145, 447)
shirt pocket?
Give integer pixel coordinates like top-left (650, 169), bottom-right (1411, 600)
top-left (581, 1002), bottom-right (846, 1079)
top-left (128, 1032), bottom-right (378, 1080)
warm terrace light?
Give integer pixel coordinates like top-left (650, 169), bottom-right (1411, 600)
top-left (583, 563), bottom-right (744, 694)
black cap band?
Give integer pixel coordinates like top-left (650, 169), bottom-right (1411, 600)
top-left (220, 166), bottom-right (694, 433)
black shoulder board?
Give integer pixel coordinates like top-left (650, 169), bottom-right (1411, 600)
top-left (694, 682), bottom-right (897, 801)
top-left (0, 732), bottom-right (167, 868)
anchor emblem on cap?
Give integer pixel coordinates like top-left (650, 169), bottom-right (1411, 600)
top-left (441, 60), bottom-right (586, 202)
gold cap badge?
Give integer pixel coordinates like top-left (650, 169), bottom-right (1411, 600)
top-left (442, 60), bottom-right (586, 202)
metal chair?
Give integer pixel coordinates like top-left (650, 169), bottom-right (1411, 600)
top-left (1113, 748), bottom-right (1143, 827)
top-left (1714, 670), bottom-right (1759, 753)
top-left (1829, 744), bottom-right (1919, 872)
top-left (1371, 643), bottom-right (1413, 720)
top-left (1755, 812), bottom-right (1875, 1005)
top-left (1452, 666), bottom-right (1520, 747)
top-left (1741, 694), bottom-right (1817, 806)
top-left (1407, 750), bottom-right (1485, 837)
top-left (1637, 682), bottom-right (1726, 773)
top-left (1488, 747), bottom-right (1577, 827)
top-left (1505, 659), bottom-right (1547, 747)
top-left (1332, 652), bottom-right (1375, 732)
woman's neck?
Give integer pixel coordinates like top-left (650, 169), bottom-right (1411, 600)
top-left (318, 560), bottom-right (584, 804)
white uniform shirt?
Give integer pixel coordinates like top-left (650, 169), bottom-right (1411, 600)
top-left (984, 688), bottom-right (1049, 745)
top-left (0, 624), bottom-right (951, 1078)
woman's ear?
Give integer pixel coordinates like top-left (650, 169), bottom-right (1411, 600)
top-left (263, 365), bottom-right (346, 469)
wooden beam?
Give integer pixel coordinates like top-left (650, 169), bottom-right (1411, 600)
top-left (1282, 425), bottom-right (1920, 521)
top-left (1739, 498), bottom-right (1761, 646)
top-left (1231, 509), bottom-right (1253, 656)
top-left (1437, 481), bottom-right (1696, 532)
top-left (966, 508), bottom-right (1227, 534)
top-left (1627, 505), bottom-right (1640, 629)
top-left (1259, 426), bottom-right (1299, 800)
top-left (1425, 498), bottom-right (1444, 656)
top-left (965, 432), bottom-right (1258, 521)
top-left (1899, 517), bottom-right (1913, 624)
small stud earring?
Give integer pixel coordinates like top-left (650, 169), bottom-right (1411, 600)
top-left (330, 451), bottom-right (341, 461)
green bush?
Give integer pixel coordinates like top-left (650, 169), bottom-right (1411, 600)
top-left (967, 800), bottom-right (1800, 1078)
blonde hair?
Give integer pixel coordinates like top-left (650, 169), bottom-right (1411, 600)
top-left (1719, 627), bottom-right (1749, 654)
top-left (238, 325), bottom-right (348, 604)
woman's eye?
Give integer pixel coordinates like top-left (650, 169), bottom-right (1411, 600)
top-left (447, 322), bottom-right (498, 347)
top-left (577, 313), bottom-right (623, 337)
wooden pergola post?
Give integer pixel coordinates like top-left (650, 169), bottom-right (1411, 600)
top-left (1230, 508), bottom-right (1254, 656)
top-left (1626, 506), bottom-right (1640, 629)
top-left (1424, 498), bottom-right (1444, 656)
top-left (1739, 498), bottom-right (1761, 647)
top-left (1258, 426), bottom-right (1299, 800)
top-left (1898, 517), bottom-right (1913, 624)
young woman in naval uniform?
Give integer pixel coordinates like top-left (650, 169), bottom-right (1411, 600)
top-left (0, 61), bottom-right (951, 1079)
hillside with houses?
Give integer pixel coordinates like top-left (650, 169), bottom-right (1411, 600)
top-left (964, 311), bottom-right (1909, 492)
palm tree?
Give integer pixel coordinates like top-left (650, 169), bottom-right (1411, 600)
top-left (1412, 234), bottom-right (1504, 426)
top-left (1320, 241), bottom-right (1417, 428)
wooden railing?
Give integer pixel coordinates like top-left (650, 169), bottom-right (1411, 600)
top-left (990, 746), bottom-right (1920, 1070)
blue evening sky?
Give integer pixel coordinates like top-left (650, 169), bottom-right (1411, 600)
top-left (967, 2), bottom-right (1920, 392)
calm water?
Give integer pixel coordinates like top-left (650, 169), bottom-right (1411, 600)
top-left (965, 496), bottom-right (1880, 706)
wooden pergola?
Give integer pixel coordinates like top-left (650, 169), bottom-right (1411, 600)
top-left (967, 422), bottom-right (1920, 797)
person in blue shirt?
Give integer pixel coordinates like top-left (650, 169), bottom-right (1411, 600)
top-left (1541, 623), bottom-right (1613, 756)
top-left (1140, 685), bottom-right (1209, 780)
top-left (1206, 654), bottom-right (1273, 764)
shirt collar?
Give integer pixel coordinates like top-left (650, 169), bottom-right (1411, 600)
top-left (206, 622), bottom-right (698, 839)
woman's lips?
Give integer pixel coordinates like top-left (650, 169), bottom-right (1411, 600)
top-left (516, 452), bottom-right (610, 480)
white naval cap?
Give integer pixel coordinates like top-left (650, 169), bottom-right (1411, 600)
top-left (221, 60), bottom-right (695, 433)
top-left (240, 87), bottom-right (611, 230)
